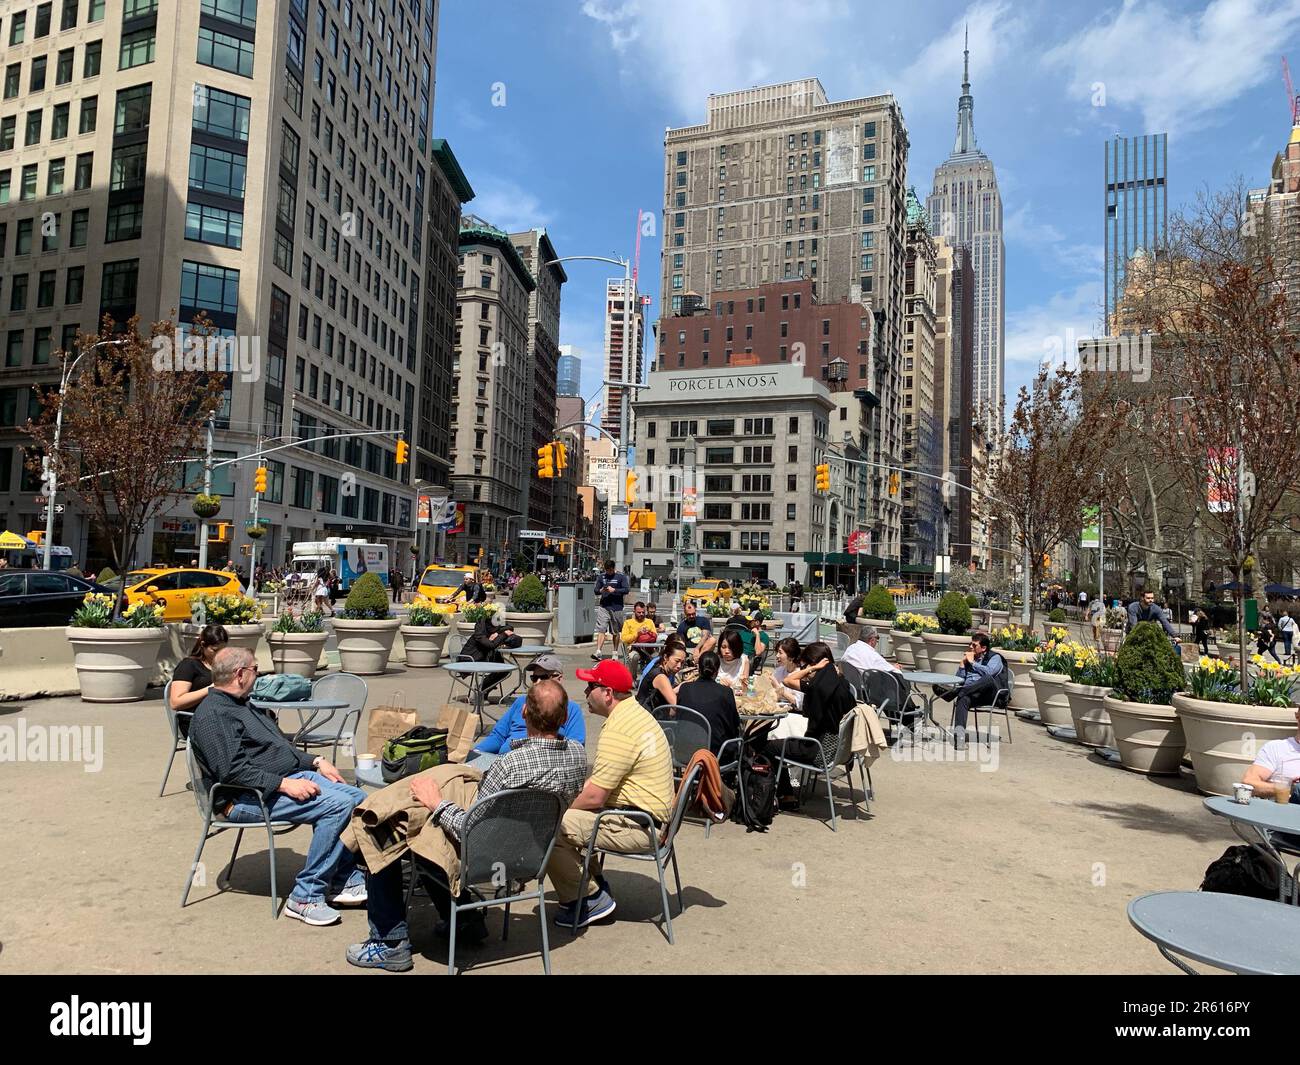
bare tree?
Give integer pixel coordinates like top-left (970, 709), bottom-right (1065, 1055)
top-left (24, 316), bottom-right (225, 575)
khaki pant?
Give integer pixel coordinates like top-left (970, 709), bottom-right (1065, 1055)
top-left (548, 809), bottom-right (657, 903)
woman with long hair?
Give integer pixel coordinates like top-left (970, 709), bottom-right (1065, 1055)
top-left (636, 642), bottom-right (685, 713)
top-left (674, 650), bottom-right (741, 755)
top-left (170, 624), bottom-right (229, 733)
top-left (772, 637), bottom-right (803, 710)
top-left (715, 628), bottom-right (749, 691)
top-left (775, 640), bottom-right (855, 809)
top-left (313, 566), bottom-right (334, 616)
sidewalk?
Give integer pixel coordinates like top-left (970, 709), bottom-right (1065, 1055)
top-left (0, 647), bottom-right (1236, 974)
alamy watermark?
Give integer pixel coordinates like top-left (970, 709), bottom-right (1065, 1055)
top-left (0, 717), bottom-right (103, 772)
top-left (1043, 328), bottom-right (1151, 383)
top-left (152, 334), bottom-right (262, 384)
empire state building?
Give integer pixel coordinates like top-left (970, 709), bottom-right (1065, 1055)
top-left (927, 32), bottom-right (1005, 436)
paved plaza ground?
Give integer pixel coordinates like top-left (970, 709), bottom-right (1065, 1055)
top-left (0, 646), bottom-right (1238, 975)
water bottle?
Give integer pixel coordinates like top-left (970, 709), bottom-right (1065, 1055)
top-left (746, 675), bottom-right (756, 698)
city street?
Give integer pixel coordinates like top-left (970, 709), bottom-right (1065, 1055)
top-left (0, 647), bottom-right (1234, 976)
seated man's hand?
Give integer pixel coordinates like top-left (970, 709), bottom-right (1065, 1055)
top-left (314, 757), bottom-right (344, 784)
top-left (410, 773), bottom-right (443, 811)
top-left (279, 775), bottom-right (321, 801)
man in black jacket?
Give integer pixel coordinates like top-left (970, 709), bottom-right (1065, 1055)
top-left (188, 647), bottom-right (368, 926)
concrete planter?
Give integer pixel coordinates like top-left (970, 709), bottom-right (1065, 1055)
top-left (181, 621), bottom-right (263, 656)
top-left (503, 610), bottom-right (555, 644)
top-left (890, 630), bottom-right (915, 669)
top-left (66, 627), bottom-right (167, 703)
top-left (910, 633), bottom-right (933, 673)
top-left (1001, 649), bottom-right (1039, 711)
top-left (1030, 669), bottom-right (1072, 728)
top-left (987, 610), bottom-right (1011, 629)
top-left (1064, 681), bottom-right (1114, 748)
top-left (1100, 629), bottom-right (1125, 654)
top-left (332, 617), bottom-right (402, 676)
top-left (921, 632), bottom-right (971, 675)
top-left (1173, 693), bottom-right (1297, 797)
top-left (400, 624), bottom-right (450, 668)
top-left (1104, 694), bottom-right (1185, 775)
top-left (268, 631), bottom-right (329, 678)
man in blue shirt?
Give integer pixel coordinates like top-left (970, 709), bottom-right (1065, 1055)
top-left (467, 654), bottom-right (586, 767)
top-left (937, 633), bottom-right (1008, 749)
top-left (592, 560), bottom-right (631, 660)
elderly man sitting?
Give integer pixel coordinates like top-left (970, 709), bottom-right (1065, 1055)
top-left (346, 680), bottom-right (589, 972)
top-left (188, 646), bottom-right (367, 926)
top-left (841, 625), bottom-right (899, 675)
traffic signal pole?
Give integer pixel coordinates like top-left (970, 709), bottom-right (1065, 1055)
top-left (197, 412), bottom-right (215, 570)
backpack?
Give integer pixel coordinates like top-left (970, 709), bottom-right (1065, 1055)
top-left (381, 725), bottom-right (450, 783)
top-left (1200, 844), bottom-right (1294, 901)
top-left (250, 674), bottom-right (313, 702)
top-left (730, 722), bottom-right (777, 832)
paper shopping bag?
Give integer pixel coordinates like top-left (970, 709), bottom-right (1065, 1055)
top-left (434, 703), bottom-right (482, 763)
top-left (364, 695), bottom-right (419, 758)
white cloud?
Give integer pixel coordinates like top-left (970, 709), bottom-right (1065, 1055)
top-left (581, 0), bottom-right (642, 50)
top-left (464, 178), bottom-right (555, 233)
top-left (1004, 281), bottom-right (1105, 382)
top-left (1004, 203), bottom-right (1103, 277)
top-left (1044, 0), bottom-right (1300, 136)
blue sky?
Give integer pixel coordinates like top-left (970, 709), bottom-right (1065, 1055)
top-left (434, 0), bottom-right (1300, 408)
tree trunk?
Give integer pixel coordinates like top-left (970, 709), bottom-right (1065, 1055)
top-left (1235, 561), bottom-right (1247, 689)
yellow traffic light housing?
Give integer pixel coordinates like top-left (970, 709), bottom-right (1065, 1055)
top-left (815, 463), bottom-right (830, 493)
top-left (555, 441), bottom-right (568, 472)
top-left (888, 472), bottom-right (900, 496)
top-left (536, 444), bottom-right (555, 479)
top-left (396, 438), bottom-right (409, 465)
top-left (625, 470), bottom-right (638, 505)
top-left (630, 509), bottom-right (657, 531)
top-left (254, 467), bottom-right (268, 494)
top-left (208, 522), bottom-right (231, 543)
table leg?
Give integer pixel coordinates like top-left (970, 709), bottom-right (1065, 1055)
top-left (1231, 821), bottom-right (1296, 905)
top-left (1157, 944), bottom-right (1201, 976)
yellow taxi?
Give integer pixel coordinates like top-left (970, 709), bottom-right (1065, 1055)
top-left (683, 579), bottom-right (732, 606)
top-left (120, 567), bottom-right (243, 621)
top-left (417, 564), bottom-right (479, 602)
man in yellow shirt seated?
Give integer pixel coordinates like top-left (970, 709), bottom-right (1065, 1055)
top-left (619, 601), bottom-right (659, 671)
top-left (549, 659), bottom-right (675, 929)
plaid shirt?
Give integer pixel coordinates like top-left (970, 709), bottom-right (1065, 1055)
top-left (431, 737), bottom-right (588, 843)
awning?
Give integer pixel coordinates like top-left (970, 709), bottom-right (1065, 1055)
top-left (1265, 582), bottom-right (1300, 597)
top-left (0, 530), bottom-right (33, 550)
top-left (803, 552), bottom-right (888, 568)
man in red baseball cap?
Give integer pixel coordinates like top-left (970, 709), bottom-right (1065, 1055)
top-left (550, 658), bottom-right (674, 929)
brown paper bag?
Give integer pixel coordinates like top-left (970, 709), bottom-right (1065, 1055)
top-left (364, 695), bottom-right (419, 758)
top-left (434, 703), bottom-right (482, 763)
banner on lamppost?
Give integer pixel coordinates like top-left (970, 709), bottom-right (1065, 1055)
top-left (417, 496), bottom-right (433, 525)
top-left (1207, 448), bottom-right (1236, 514)
top-left (1081, 505), bottom-right (1100, 549)
top-left (682, 486), bottom-right (697, 524)
top-left (846, 530), bottom-right (869, 555)
top-left (610, 505), bottom-right (630, 541)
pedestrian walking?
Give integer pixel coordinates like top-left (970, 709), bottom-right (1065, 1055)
top-left (1278, 610), bottom-right (1297, 661)
top-left (1193, 609), bottom-right (1213, 656)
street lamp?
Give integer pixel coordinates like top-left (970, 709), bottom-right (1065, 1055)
top-left (42, 338), bottom-right (125, 570)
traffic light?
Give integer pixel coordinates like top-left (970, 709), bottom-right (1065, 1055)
top-left (629, 509), bottom-right (657, 531)
top-left (208, 522), bottom-right (231, 543)
top-left (536, 444), bottom-right (555, 479)
top-left (1042, 553), bottom-right (1052, 570)
top-left (815, 464), bottom-right (830, 493)
top-left (395, 438), bottom-right (409, 465)
top-left (888, 472), bottom-right (900, 496)
top-left (254, 467), bottom-right (268, 494)
top-left (555, 441), bottom-right (568, 472)
top-left (625, 470), bottom-right (638, 505)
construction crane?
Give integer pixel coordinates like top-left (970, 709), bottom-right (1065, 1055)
top-left (1283, 56), bottom-right (1300, 126)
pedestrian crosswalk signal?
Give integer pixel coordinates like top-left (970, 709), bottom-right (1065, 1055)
top-left (815, 464), bottom-right (830, 493)
top-left (254, 467), bottom-right (268, 494)
top-left (536, 444), bottom-right (555, 479)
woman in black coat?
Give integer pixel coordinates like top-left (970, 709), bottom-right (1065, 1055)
top-left (774, 640), bottom-right (856, 807)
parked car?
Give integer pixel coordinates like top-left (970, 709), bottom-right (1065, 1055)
top-left (0, 571), bottom-right (113, 627)
top-left (683, 578), bottom-right (731, 606)
top-left (118, 567), bottom-right (243, 621)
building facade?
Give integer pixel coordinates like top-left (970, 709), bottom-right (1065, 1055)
top-left (556, 345), bottom-right (581, 397)
top-left (1104, 132), bottom-right (1168, 333)
top-left (659, 78), bottom-right (909, 565)
top-left (926, 38), bottom-right (1004, 440)
top-left (0, 0), bottom-right (445, 567)
top-left (450, 215), bottom-right (534, 567)
top-left (902, 187), bottom-right (940, 573)
top-left (932, 236), bottom-right (974, 566)
top-left (600, 276), bottom-right (644, 442)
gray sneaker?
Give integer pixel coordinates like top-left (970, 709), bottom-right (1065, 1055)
top-left (346, 938), bottom-right (414, 972)
top-left (284, 898), bottom-right (342, 926)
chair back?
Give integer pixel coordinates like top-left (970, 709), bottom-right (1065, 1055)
top-left (653, 705), bottom-right (711, 769)
top-left (185, 744), bottom-right (214, 820)
top-left (459, 788), bottom-right (564, 888)
top-left (163, 680), bottom-right (182, 741)
top-left (830, 708), bottom-right (858, 768)
top-left (840, 661), bottom-right (866, 699)
top-left (862, 669), bottom-right (900, 720)
top-left (308, 672), bottom-right (368, 734)
top-left (662, 762), bottom-right (704, 852)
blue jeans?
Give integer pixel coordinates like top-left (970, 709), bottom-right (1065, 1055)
top-left (365, 856), bottom-right (465, 944)
top-left (226, 771), bottom-right (366, 904)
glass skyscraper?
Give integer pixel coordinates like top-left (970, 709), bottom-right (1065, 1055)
top-left (556, 347), bottom-right (582, 397)
top-left (1105, 133), bottom-right (1168, 332)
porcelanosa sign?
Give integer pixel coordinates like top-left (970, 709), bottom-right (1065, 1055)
top-left (667, 373), bottom-right (780, 393)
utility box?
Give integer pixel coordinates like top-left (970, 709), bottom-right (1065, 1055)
top-left (1245, 598), bottom-right (1259, 633)
top-left (556, 582), bottom-right (594, 645)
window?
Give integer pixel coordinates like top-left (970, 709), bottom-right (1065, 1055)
top-left (55, 48), bottom-right (74, 85)
top-left (20, 163), bottom-right (37, 199)
top-left (186, 202), bottom-right (243, 248)
top-left (0, 116), bottom-right (13, 151)
top-left (198, 27), bottom-right (254, 77)
top-left (114, 84), bottom-right (151, 134)
top-left (30, 57), bottom-right (47, 93)
top-left (65, 264), bottom-right (83, 304)
top-left (32, 327), bottom-right (51, 365)
top-left (0, 171), bottom-right (9, 204)
top-left (89, 0), bottom-right (105, 21)
top-left (9, 13), bottom-right (26, 45)
top-left (100, 260), bottom-right (139, 307)
top-left (189, 143), bottom-right (246, 197)
top-left (78, 96), bottom-right (97, 133)
top-left (3, 64), bottom-right (18, 99)
top-left (37, 270), bottom-right (56, 308)
top-left (201, 0), bottom-right (257, 27)
top-left (25, 110), bottom-right (43, 146)
top-left (192, 85), bottom-right (251, 140)
top-left (45, 157), bottom-right (64, 195)
top-left (70, 207), bottom-right (88, 246)
top-left (83, 41), bottom-right (102, 77)
top-left (6, 330), bottom-right (23, 362)
top-left (119, 28), bottom-right (156, 69)
top-left (51, 102), bottom-right (69, 139)
top-left (35, 3), bottom-right (52, 38)
top-left (61, 0), bottom-right (78, 30)
top-left (180, 260), bottom-right (239, 316)
top-left (105, 202), bottom-right (143, 242)
top-left (74, 152), bottom-right (92, 189)
top-left (109, 143), bottom-right (147, 191)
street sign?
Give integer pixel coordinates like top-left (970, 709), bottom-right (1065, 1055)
top-left (537, 554), bottom-right (555, 563)
top-left (519, 530), bottom-right (547, 540)
top-left (33, 496), bottom-right (47, 505)
top-left (847, 530), bottom-right (869, 555)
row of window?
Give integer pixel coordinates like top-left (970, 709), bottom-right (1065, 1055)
top-left (3, 2), bottom-right (106, 48)
top-left (4, 322), bottom-right (80, 368)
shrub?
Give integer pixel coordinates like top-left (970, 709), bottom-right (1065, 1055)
top-left (340, 572), bottom-right (391, 620)
top-left (861, 584), bottom-right (896, 621)
top-left (1113, 621), bottom-right (1185, 704)
top-left (510, 573), bottom-right (548, 612)
top-left (966, 594), bottom-right (980, 608)
top-left (96, 566), bottom-right (117, 585)
top-left (1049, 607), bottom-right (1067, 623)
top-left (935, 591), bottom-right (972, 636)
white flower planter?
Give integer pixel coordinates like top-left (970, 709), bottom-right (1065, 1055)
top-left (66, 627), bottom-right (167, 703)
top-left (1104, 694), bottom-right (1185, 775)
top-left (1064, 681), bottom-right (1114, 748)
top-left (182, 621), bottom-right (263, 656)
top-left (503, 610), bottom-right (555, 644)
top-left (921, 632), bottom-right (970, 675)
top-left (400, 624), bottom-right (450, 668)
top-left (1029, 670), bottom-right (1072, 728)
top-left (890, 630), bottom-right (915, 669)
top-left (1001, 649), bottom-right (1039, 711)
top-left (268, 631), bottom-right (329, 678)
top-left (332, 617), bottom-right (402, 676)
top-left (1173, 693), bottom-right (1297, 797)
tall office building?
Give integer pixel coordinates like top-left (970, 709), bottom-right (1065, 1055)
top-left (659, 79), bottom-right (910, 564)
top-left (932, 236), bottom-right (974, 566)
top-left (927, 35), bottom-right (1004, 436)
top-left (1104, 133), bottom-right (1168, 333)
top-left (509, 228), bottom-right (566, 531)
top-left (600, 277), bottom-right (644, 442)
top-left (0, 0), bottom-right (445, 566)
top-left (556, 345), bottom-right (581, 397)
top-left (902, 188), bottom-right (940, 573)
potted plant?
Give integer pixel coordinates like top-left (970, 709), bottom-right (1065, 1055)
top-left (856, 585), bottom-right (896, 657)
top-left (1174, 656), bottom-right (1299, 797)
top-left (400, 596), bottom-right (453, 668)
top-left (892, 611), bottom-right (936, 670)
top-left (187, 592), bottom-right (264, 654)
top-left (1030, 633), bottom-right (1077, 728)
top-left (267, 611), bottom-right (328, 678)
top-left (192, 492), bottom-right (221, 519)
top-left (332, 572), bottom-right (401, 675)
top-left (989, 625), bottom-right (1042, 711)
top-left (922, 591), bottom-right (973, 675)
top-left (1101, 607), bottom-right (1126, 653)
top-left (987, 600), bottom-right (1012, 628)
top-left (1103, 621), bottom-right (1187, 775)
top-left (504, 573), bottom-right (555, 643)
top-left (66, 593), bottom-right (167, 702)
top-left (245, 521), bottom-right (267, 540)
top-left (1064, 647), bottom-right (1119, 748)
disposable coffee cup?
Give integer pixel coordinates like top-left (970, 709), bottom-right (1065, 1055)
top-left (1232, 782), bottom-right (1254, 805)
top-left (357, 754), bottom-right (379, 772)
